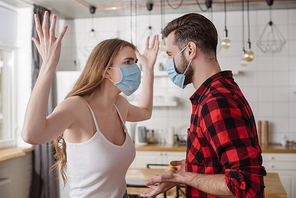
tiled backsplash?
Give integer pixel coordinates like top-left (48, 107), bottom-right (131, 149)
top-left (58, 9), bottom-right (296, 144)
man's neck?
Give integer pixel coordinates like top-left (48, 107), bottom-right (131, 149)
top-left (191, 59), bottom-right (221, 90)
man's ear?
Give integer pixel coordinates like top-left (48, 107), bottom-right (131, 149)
top-left (187, 42), bottom-right (197, 60)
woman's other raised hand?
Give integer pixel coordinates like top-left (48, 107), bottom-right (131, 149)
top-left (31, 11), bottom-right (68, 70)
top-left (136, 35), bottom-right (159, 72)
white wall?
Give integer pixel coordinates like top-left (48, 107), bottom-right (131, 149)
top-left (57, 9), bottom-right (296, 145)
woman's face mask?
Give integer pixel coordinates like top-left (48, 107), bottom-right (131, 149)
top-left (109, 63), bottom-right (141, 96)
top-left (166, 45), bottom-right (192, 89)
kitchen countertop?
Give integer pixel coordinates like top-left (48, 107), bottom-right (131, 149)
top-left (0, 147), bottom-right (34, 162)
top-left (135, 143), bottom-right (296, 153)
top-left (261, 145), bottom-right (296, 153)
top-left (126, 169), bottom-right (286, 198)
top-left (135, 143), bottom-right (186, 152)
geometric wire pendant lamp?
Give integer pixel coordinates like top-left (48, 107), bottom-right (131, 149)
top-left (257, 0), bottom-right (286, 53)
top-left (79, 6), bottom-right (101, 57)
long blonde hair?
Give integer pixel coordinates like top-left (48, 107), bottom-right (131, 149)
top-left (53, 38), bottom-right (136, 186)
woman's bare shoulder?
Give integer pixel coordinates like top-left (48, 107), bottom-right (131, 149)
top-left (115, 95), bottom-right (130, 106)
top-left (55, 96), bottom-right (87, 114)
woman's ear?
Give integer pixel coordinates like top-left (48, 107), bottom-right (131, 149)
top-left (102, 69), bottom-right (110, 79)
top-left (187, 42), bottom-right (197, 60)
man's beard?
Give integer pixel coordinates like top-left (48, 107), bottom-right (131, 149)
top-left (176, 53), bottom-right (193, 85)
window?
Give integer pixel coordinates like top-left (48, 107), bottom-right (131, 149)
top-left (0, 50), bottom-right (16, 148)
top-left (0, 5), bottom-right (17, 148)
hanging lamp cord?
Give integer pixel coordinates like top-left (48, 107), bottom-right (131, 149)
top-left (161, 0), bottom-right (165, 31)
top-left (269, 5), bottom-right (272, 22)
top-left (247, 0), bottom-right (250, 43)
top-left (135, 0), bottom-right (137, 46)
top-left (130, 0), bottom-right (133, 43)
top-left (167, 0), bottom-right (184, 10)
top-left (224, 0), bottom-right (227, 30)
top-left (242, 0), bottom-right (245, 50)
top-left (196, 0), bottom-right (209, 12)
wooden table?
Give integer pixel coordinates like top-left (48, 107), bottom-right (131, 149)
top-left (126, 168), bottom-right (286, 198)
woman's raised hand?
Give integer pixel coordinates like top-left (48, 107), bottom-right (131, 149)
top-left (31, 11), bottom-right (68, 70)
top-left (136, 35), bottom-right (159, 72)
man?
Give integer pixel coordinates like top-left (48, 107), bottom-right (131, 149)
top-left (141, 13), bottom-right (266, 198)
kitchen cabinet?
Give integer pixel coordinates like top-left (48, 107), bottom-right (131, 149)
top-left (262, 153), bottom-right (296, 198)
top-left (131, 151), bottom-right (186, 168)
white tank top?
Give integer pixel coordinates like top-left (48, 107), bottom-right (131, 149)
top-left (65, 99), bottom-right (136, 198)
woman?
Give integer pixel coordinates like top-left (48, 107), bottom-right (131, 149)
top-left (21, 11), bottom-right (159, 198)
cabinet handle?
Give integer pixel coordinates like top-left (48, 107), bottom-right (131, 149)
top-left (271, 164), bottom-right (275, 168)
top-left (160, 153), bottom-right (163, 156)
top-left (164, 153), bottom-right (167, 156)
top-left (271, 156), bottom-right (275, 160)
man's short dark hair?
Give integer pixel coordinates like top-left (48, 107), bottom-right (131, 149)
top-left (162, 13), bottom-right (218, 61)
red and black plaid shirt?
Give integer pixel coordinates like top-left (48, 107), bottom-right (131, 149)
top-left (186, 71), bottom-right (266, 198)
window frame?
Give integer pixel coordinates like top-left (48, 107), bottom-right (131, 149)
top-left (0, 48), bottom-right (16, 149)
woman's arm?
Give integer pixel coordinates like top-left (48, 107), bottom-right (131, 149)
top-left (126, 35), bottom-right (159, 122)
top-left (21, 12), bottom-right (68, 144)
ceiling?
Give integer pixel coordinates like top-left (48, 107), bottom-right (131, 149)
top-left (1, 0), bottom-right (296, 19)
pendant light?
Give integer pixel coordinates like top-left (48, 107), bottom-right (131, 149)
top-left (240, 0), bottom-right (248, 66)
top-left (79, 6), bottom-right (100, 57)
top-left (257, 0), bottom-right (286, 53)
top-left (138, 3), bottom-right (156, 52)
top-left (159, 0), bottom-right (167, 58)
top-left (141, 3), bottom-right (156, 38)
top-left (221, 0), bottom-right (231, 49)
top-left (244, 0), bottom-right (254, 61)
top-left (207, 0), bottom-right (222, 54)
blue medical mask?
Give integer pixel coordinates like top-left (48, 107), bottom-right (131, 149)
top-left (109, 63), bottom-right (141, 96)
top-left (166, 46), bottom-right (192, 89)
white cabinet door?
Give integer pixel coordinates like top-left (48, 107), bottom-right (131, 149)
top-left (163, 151), bottom-right (186, 165)
top-left (133, 151), bottom-right (186, 168)
top-left (262, 153), bottom-right (296, 198)
top-left (133, 151), bottom-right (162, 168)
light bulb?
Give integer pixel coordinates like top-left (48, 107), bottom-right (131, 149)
top-left (221, 38), bottom-right (231, 49)
top-left (148, 26), bottom-right (152, 37)
top-left (91, 29), bottom-right (95, 38)
top-left (244, 49), bottom-right (255, 61)
top-left (221, 29), bottom-right (231, 49)
top-left (240, 50), bottom-right (248, 66)
top-left (159, 39), bottom-right (167, 58)
top-left (244, 41), bottom-right (255, 62)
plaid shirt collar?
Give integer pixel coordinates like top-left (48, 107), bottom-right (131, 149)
top-left (189, 70), bottom-right (233, 103)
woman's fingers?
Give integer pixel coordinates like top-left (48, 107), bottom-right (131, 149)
top-left (145, 36), bottom-right (150, 50)
top-left (42, 11), bottom-right (50, 39)
top-left (150, 35), bottom-right (156, 49)
top-left (154, 35), bottom-right (159, 51)
top-left (57, 25), bottom-right (68, 43)
top-left (49, 15), bottom-right (57, 43)
top-left (31, 37), bottom-right (40, 51)
top-left (34, 14), bottom-right (44, 39)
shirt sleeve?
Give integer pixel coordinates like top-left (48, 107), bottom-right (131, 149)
top-left (199, 96), bottom-right (266, 198)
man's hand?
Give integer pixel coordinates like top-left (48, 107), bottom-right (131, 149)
top-left (140, 160), bottom-right (185, 197)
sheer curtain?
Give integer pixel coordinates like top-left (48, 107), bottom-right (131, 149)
top-left (30, 4), bottom-right (59, 198)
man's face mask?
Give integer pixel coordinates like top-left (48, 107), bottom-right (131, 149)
top-left (109, 63), bottom-right (141, 96)
top-left (166, 45), bottom-right (192, 89)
